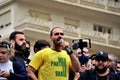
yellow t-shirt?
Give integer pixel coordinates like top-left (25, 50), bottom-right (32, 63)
top-left (29, 48), bottom-right (72, 80)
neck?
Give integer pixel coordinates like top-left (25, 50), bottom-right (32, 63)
top-left (52, 44), bottom-right (62, 51)
top-left (51, 47), bottom-right (62, 52)
top-left (97, 69), bottom-right (109, 76)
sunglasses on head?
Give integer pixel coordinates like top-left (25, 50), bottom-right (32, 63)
top-left (0, 43), bottom-right (10, 50)
top-left (54, 33), bottom-right (64, 36)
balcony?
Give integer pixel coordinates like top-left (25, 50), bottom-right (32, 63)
top-left (81, 29), bottom-right (120, 48)
top-left (80, 0), bottom-right (105, 9)
top-left (108, 1), bottom-right (120, 13)
top-left (15, 16), bottom-right (79, 39)
top-left (58, 0), bottom-right (120, 14)
top-left (15, 16), bottom-right (50, 32)
top-left (14, 16), bottom-right (120, 48)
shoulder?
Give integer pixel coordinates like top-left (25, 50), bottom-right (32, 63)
top-left (12, 61), bottom-right (24, 68)
top-left (36, 48), bottom-right (51, 54)
top-left (108, 71), bottom-right (120, 80)
top-left (81, 69), bottom-right (95, 75)
top-left (79, 70), bottom-right (96, 80)
top-left (12, 61), bottom-right (26, 72)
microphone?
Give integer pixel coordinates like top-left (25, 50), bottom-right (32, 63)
top-left (65, 46), bottom-right (73, 55)
top-left (58, 39), bottom-right (64, 44)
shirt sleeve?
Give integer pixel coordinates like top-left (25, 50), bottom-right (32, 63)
top-left (29, 50), bottom-right (45, 70)
top-left (8, 62), bottom-right (28, 80)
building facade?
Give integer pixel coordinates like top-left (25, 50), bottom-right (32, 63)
top-left (0, 0), bottom-right (120, 59)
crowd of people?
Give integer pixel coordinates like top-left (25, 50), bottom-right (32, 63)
top-left (0, 27), bottom-right (120, 80)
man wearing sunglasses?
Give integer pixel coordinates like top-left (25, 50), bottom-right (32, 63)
top-left (79, 51), bottom-right (120, 80)
top-left (27, 27), bottom-right (80, 80)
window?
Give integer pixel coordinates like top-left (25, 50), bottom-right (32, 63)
top-left (98, 26), bottom-right (102, 32)
top-left (0, 10), bottom-right (11, 29)
top-left (93, 25), bottom-right (97, 31)
top-left (93, 24), bottom-right (112, 34)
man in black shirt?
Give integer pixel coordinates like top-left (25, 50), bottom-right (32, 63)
top-left (79, 51), bottom-right (120, 80)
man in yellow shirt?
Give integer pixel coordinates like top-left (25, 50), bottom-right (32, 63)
top-left (27, 27), bottom-right (80, 80)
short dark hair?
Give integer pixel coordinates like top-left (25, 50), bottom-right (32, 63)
top-left (9, 31), bottom-right (24, 41)
top-left (33, 39), bottom-right (50, 52)
top-left (50, 27), bottom-right (61, 36)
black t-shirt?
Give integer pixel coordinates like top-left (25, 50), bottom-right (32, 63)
top-left (79, 69), bottom-right (120, 80)
top-left (10, 52), bottom-right (30, 68)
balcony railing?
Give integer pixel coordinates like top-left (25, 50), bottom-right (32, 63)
top-left (16, 16), bottom-right (79, 38)
top-left (16, 16), bottom-right (120, 47)
top-left (58, 0), bottom-right (120, 13)
top-left (16, 16), bottom-right (50, 28)
top-left (82, 0), bottom-right (105, 5)
top-left (108, 1), bottom-right (120, 9)
top-left (16, 16), bottom-right (79, 33)
top-left (81, 29), bottom-right (120, 46)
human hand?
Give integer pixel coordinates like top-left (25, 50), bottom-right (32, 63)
top-left (0, 71), bottom-right (10, 78)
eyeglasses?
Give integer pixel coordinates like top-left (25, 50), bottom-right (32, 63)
top-left (54, 33), bottom-right (64, 36)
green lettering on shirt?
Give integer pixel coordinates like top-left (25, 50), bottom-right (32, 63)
top-left (51, 57), bottom-right (67, 77)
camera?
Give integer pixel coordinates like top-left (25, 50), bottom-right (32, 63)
top-left (72, 38), bottom-right (91, 65)
top-left (72, 38), bottom-right (91, 50)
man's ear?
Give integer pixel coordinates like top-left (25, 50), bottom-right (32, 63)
top-left (10, 40), bottom-right (15, 44)
top-left (34, 48), bottom-right (38, 53)
top-left (9, 40), bottom-right (15, 49)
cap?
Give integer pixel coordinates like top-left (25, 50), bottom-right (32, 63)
top-left (89, 54), bottom-right (96, 60)
top-left (95, 51), bottom-right (108, 61)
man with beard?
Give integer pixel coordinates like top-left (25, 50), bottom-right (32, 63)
top-left (27, 27), bottom-right (80, 80)
top-left (79, 51), bottom-right (120, 80)
top-left (9, 31), bottom-right (29, 68)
